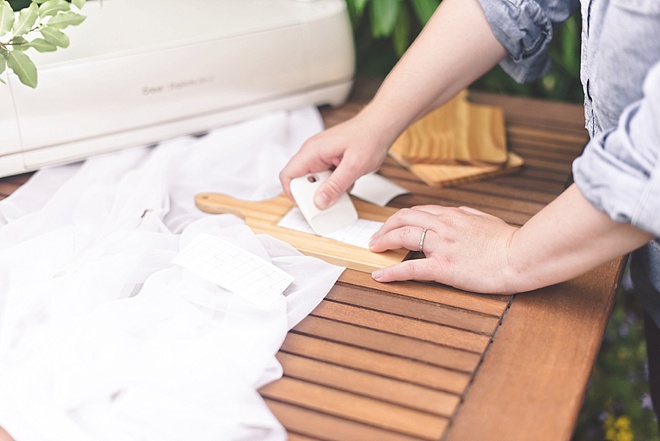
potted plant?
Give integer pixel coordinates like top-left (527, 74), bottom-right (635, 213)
top-left (0, 0), bottom-right (85, 88)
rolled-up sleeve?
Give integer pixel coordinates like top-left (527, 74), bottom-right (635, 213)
top-left (573, 62), bottom-right (660, 236)
top-left (476, 0), bottom-right (578, 83)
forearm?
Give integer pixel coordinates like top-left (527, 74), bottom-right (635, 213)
top-left (507, 184), bottom-right (654, 292)
top-left (358, 0), bottom-right (507, 145)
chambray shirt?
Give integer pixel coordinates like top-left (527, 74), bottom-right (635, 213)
top-left (477, 0), bottom-right (660, 321)
top-left (477, 0), bottom-right (660, 236)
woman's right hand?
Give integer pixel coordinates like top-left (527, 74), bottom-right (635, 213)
top-left (280, 0), bottom-right (509, 210)
top-left (279, 110), bottom-right (394, 210)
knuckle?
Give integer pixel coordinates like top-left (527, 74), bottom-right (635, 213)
top-left (439, 212), bottom-right (459, 229)
top-left (404, 260), bottom-right (420, 279)
top-left (323, 178), bottom-right (345, 198)
top-left (339, 157), bottom-right (360, 173)
top-left (396, 208), bottom-right (416, 222)
top-left (400, 225), bottom-right (417, 242)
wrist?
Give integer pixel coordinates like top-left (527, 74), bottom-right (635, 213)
top-left (357, 94), bottom-right (420, 147)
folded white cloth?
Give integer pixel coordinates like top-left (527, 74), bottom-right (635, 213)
top-left (0, 107), bottom-right (343, 441)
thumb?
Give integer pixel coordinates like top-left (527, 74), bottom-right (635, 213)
top-left (314, 166), bottom-right (360, 210)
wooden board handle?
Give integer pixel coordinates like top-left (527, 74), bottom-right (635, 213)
top-left (195, 193), bottom-right (247, 219)
top-left (195, 193), bottom-right (294, 220)
top-left (193, 192), bottom-right (410, 273)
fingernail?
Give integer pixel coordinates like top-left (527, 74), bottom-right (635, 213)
top-left (314, 192), bottom-right (330, 210)
top-left (372, 269), bottom-right (382, 281)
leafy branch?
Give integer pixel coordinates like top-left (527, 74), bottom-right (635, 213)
top-left (0, 0), bottom-right (86, 88)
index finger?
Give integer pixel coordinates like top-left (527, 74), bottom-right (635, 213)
top-left (279, 151), bottom-right (333, 203)
top-left (372, 257), bottom-right (443, 283)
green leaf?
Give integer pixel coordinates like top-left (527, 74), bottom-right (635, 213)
top-left (392, 4), bottom-right (410, 57)
top-left (40, 24), bottom-right (68, 47)
top-left (71, 0), bottom-right (85, 9)
top-left (6, 49), bottom-right (37, 87)
top-left (38, 0), bottom-right (69, 18)
top-left (352, 0), bottom-right (368, 16)
top-left (348, 0), bottom-right (369, 29)
top-left (0, 1), bottom-right (15, 36)
top-left (28, 36), bottom-right (56, 51)
top-left (46, 10), bottom-right (84, 28)
top-left (12, 1), bottom-right (37, 36)
top-left (1, 48), bottom-right (9, 83)
top-left (370, 0), bottom-right (399, 38)
top-left (560, 15), bottom-right (580, 77)
top-left (411, 0), bottom-right (438, 25)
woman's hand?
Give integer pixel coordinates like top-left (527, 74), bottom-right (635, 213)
top-left (279, 0), bottom-right (508, 210)
top-left (369, 205), bottom-right (519, 294)
top-left (279, 111), bottom-right (394, 210)
top-left (368, 185), bottom-right (654, 294)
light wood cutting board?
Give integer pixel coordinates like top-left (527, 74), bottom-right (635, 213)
top-left (195, 193), bottom-right (411, 273)
top-left (389, 90), bottom-right (508, 165)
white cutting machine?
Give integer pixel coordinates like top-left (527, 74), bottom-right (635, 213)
top-left (0, 0), bottom-right (355, 177)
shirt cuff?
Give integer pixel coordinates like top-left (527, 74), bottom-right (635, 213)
top-left (573, 64), bottom-right (660, 237)
top-left (476, 0), bottom-right (574, 83)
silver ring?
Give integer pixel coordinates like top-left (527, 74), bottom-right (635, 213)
top-left (418, 228), bottom-right (427, 253)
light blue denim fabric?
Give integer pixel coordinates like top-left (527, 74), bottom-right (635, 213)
top-left (476, 0), bottom-right (660, 326)
top-left (476, 0), bottom-right (578, 82)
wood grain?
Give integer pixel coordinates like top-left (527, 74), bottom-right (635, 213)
top-left (390, 90), bottom-right (508, 165)
top-left (194, 192), bottom-right (409, 273)
top-left (394, 152), bottom-right (525, 188)
top-left (444, 259), bottom-right (625, 441)
top-left (261, 376), bottom-right (449, 440)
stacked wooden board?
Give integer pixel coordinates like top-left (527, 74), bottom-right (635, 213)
top-left (389, 90), bottom-right (524, 187)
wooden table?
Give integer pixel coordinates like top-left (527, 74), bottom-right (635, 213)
top-left (0, 89), bottom-right (624, 441)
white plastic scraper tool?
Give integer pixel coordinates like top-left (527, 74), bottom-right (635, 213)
top-left (290, 171), bottom-right (358, 236)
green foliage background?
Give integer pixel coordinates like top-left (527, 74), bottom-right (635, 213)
top-left (347, 1), bottom-right (657, 440)
top-left (1, 0), bottom-right (86, 88)
top-left (7, 0), bottom-right (33, 9)
top-left (573, 282), bottom-right (659, 441)
top-left (348, 0), bottom-right (583, 103)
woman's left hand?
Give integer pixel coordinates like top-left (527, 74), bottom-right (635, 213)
top-left (368, 205), bottom-right (519, 294)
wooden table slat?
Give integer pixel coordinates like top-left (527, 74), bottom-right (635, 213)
top-left (394, 182), bottom-right (549, 215)
top-left (292, 315), bottom-right (482, 373)
top-left (507, 126), bottom-right (588, 148)
top-left (459, 181), bottom-right (561, 204)
top-left (338, 270), bottom-right (510, 316)
top-left (508, 138), bottom-right (586, 160)
top-left (266, 399), bottom-right (427, 441)
top-left (287, 433), bottom-right (323, 441)
top-left (275, 352), bottom-right (461, 417)
top-left (260, 377), bottom-right (448, 440)
top-left (280, 332), bottom-right (471, 394)
top-left (492, 177), bottom-right (566, 196)
top-left (326, 284), bottom-right (501, 335)
top-left (310, 300), bottom-right (492, 353)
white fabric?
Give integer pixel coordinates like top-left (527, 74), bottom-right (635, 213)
top-left (0, 107), bottom-right (344, 441)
